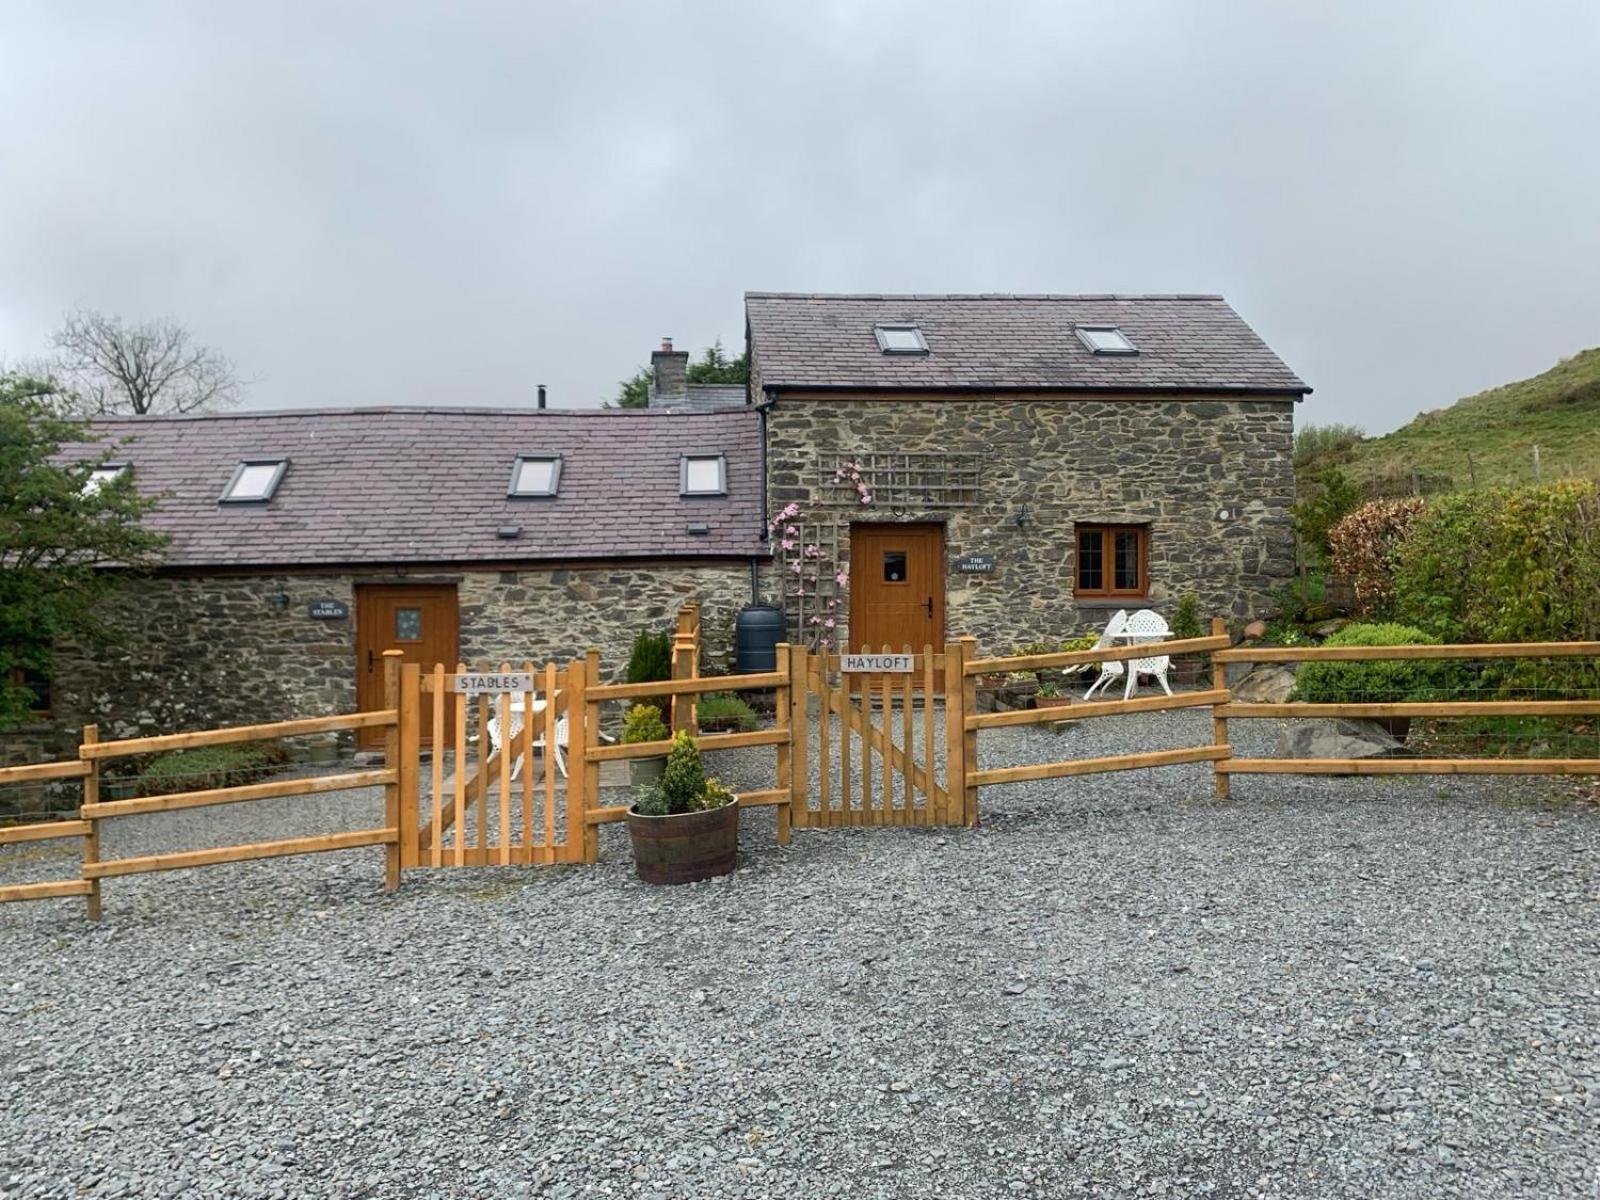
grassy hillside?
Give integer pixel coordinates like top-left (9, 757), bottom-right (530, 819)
top-left (1303, 347), bottom-right (1600, 495)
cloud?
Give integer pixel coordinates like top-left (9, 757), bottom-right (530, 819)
top-left (1, 0), bottom-right (1596, 430)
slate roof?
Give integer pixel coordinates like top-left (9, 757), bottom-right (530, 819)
top-left (746, 292), bottom-right (1309, 395)
top-left (81, 407), bottom-right (765, 568)
top-left (650, 383), bottom-right (749, 413)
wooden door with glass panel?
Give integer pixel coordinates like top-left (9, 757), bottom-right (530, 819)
top-left (354, 584), bottom-right (459, 749)
top-left (848, 523), bottom-right (945, 652)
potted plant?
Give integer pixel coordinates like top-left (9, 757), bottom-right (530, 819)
top-left (626, 730), bottom-right (740, 885)
top-left (622, 703), bottom-right (669, 787)
top-left (1169, 594), bottom-right (1206, 686)
top-left (1030, 681), bottom-right (1074, 711)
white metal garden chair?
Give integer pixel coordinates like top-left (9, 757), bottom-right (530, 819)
top-left (1081, 610), bottom-right (1130, 700)
top-left (1118, 608), bottom-right (1174, 700)
top-left (484, 694), bottom-right (611, 782)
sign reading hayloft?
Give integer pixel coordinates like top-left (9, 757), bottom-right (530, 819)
top-left (841, 653), bottom-right (915, 673)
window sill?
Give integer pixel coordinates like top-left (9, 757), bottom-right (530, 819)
top-left (1073, 598), bottom-right (1151, 610)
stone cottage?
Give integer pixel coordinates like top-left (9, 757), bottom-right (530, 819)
top-left (746, 292), bottom-right (1309, 652)
top-left (12, 406), bottom-right (763, 760)
top-left (15, 291), bottom-right (1307, 757)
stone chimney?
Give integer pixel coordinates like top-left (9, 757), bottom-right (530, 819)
top-left (650, 336), bottom-right (689, 403)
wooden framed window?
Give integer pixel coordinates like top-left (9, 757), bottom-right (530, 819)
top-left (6, 665), bottom-right (51, 717)
top-left (1074, 524), bottom-right (1149, 598)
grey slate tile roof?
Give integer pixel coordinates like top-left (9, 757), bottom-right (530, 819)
top-left (83, 407), bottom-right (765, 568)
top-left (746, 292), bottom-right (1309, 394)
top-left (650, 383), bottom-right (749, 413)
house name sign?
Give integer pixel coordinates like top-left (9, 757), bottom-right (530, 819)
top-left (952, 554), bottom-right (996, 574)
top-left (451, 672), bottom-right (535, 695)
top-left (307, 599), bottom-right (349, 619)
top-left (841, 654), bottom-right (915, 673)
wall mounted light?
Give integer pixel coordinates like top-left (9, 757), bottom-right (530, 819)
top-left (1013, 504), bottom-right (1030, 529)
top-left (266, 592), bottom-right (289, 610)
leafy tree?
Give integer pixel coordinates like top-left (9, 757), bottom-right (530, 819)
top-left (1293, 466), bottom-right (1363, 559)
top-left (47, 308), bottom-right (244, 416)
top-left (686, 339), bottom-right (747, 385)
top-left (0, 374), bottom-right (169, 728)
top-left (614, 367), bottom-right (651, 409)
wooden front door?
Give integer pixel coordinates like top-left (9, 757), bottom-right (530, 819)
top-left (848, 523), bottom-right (945, 652)
top-left (355, 584), bottom-right (459, 748)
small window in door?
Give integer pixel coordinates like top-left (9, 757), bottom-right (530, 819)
top-left (395, 607), bottom-right (423, 640)
top-left (882, 550), bottom-right (908, 583)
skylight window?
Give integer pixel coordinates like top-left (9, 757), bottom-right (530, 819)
top-left (681, 453), bottom-right (727, 497)
top-left (874, 324), bottom-right (928, 355)
top-left (1076, 326), bottom-right (1138, 355)
top-left (83, 463), bottom-right (130, 495)
top-left (219, 459), bottom-right (287, 503)
top-left (508, 454), bottom-right (562, 498)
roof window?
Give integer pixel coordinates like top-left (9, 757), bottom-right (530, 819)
top-left (83, 462), bottom-right (130, 495)
top-left (680, 453), bottom-right (727, 497)
top-left (220, 459), bottom-right (287, 503)
top-left (508, 454), bottom-right (562, 498)
top-left (874, 324), bottom-right (928, 355)
top-left (1076, 326), bottom-right (1138, 355)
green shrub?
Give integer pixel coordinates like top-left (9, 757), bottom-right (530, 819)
top-left (635, 730), bottom-right (736, 816)
top-left (1169, 594), bottom-right (1203, 641)
top-left (1293, 467), bottom-right (1363, 559)
top-left (139, 742), bottom-right (286, 795)
top-left (624, 629), bottom-right (674, 728)
top-left (696, 692), bottom-right (758, 732)
top-left (1294, 422), bottom-right (1365, 466)
top-left (621, 703), bottom-right (667, 745)
top-left (1390, 480), bottom-right (1600, 644)
top-left (1290, 623), bottom-right (1457, 704)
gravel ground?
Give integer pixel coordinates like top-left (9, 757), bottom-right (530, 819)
top-left (2, 711), bottom-right (1597, 1199)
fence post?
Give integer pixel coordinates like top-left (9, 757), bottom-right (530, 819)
top-left (773, 643), bottom-right (794, 845)
top-left (1210, 617), bottom-right (1232, 800)
top-left (583, 647), bottom-right (603, 863)
top-left (671, 621), bottom-right (697, 735)
top-left (564, 657), bottom-right (590, 862)
top-left (787, 644), bottom-right (810, 831)
top-left (959, 637), bottom-right (979, 826)
top-left (80, 725), bottom-right (101, 921)
top-left (382, 651), bottom-right (403, 889)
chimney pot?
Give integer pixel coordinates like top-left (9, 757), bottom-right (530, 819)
top-left (661, 337), bottom-right (673, 352)
top-left (537, 384), bottom-right (547, 409)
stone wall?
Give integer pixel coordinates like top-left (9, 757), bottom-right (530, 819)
top-left (13, 562), bottom-right (756, 767)
top-left (762, 393), bottom-right (1296, 655)
top-left (458, 562), bottom-right (752, 677)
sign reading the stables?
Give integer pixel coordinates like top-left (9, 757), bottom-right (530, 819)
top-left (451, 672), bottom-right (535, 694)
top-left (307, 599), bottom-right (349, 619)
top-left (840, 654), bottom-right (915, 673)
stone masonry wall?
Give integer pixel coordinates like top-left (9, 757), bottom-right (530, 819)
top-left (458, 563), bottom-right (752, 678)
top-left (11, 563), bottom-right (755, 768)
top-left (762, 394), bottom-right (1296, 655)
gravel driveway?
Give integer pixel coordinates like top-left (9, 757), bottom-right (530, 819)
top-left (2, 711), bottom-right (1597, 1199)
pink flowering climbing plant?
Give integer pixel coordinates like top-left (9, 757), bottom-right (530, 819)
top-left (766, 461), bottom-right (874, 649)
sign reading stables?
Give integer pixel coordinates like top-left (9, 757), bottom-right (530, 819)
top-left (451, 672), bottom-right (535, 695)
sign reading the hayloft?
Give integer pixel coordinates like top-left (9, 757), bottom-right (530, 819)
top-left (451, 672), bottom-right (535, 695)
top-left (307, 599), bottom-right (349, 619)
top-left (841, 653), bottom-right (914, 673)
top-left (952, 555), bottom-right (995, 574)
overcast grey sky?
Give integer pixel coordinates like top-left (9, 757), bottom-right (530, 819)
top-left (2, 2), bottom-right (1597, 433)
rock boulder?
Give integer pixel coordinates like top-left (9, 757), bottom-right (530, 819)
top-left (1276, 718), bottom-right (1407, 760)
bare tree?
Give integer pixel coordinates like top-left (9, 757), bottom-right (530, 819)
top-left (48, 309), bottom-right (244, 416)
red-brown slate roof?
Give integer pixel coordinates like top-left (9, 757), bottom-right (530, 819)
top-left (746, 292), bottom-right (1309, 394)
top-left (84, 407), bottom-right (766, 568)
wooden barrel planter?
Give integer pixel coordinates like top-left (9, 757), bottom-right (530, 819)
top-left (625, 802), bottom-right (740, 885)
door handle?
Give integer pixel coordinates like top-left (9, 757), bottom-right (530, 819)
top-left (923, 597), bottom-right (934, 618)
top-left (367, 649), bottom-right (374, 672)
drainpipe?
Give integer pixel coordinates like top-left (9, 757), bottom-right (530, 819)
top-left (753, 388), bottom-right (776, 604)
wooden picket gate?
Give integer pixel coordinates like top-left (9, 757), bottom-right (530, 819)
top-left (399, 656), bottom-right (586, 868)
top-left (794, 644), bottom-right (969, 827)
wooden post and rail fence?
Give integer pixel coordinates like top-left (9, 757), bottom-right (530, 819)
top-left (4, 606), bottom-right (1599, 919)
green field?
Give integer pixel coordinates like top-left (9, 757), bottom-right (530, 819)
top-left (1303, 347), bottom-right (1600, 495)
